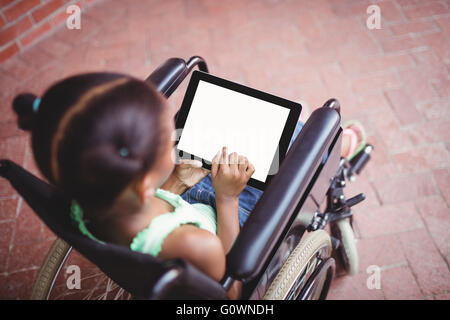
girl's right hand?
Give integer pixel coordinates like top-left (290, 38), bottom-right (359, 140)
top-left (211, 146), bottom-right (255, 202)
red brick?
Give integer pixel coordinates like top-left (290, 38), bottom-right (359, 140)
top-left (8, 238), bottom-right (54, 272)
top-left (384, 88), bottom-right (422, 125)
top-left (377, 0), bottom-right (407, 23)
top-left (430, 72), bottom-right (450, 97)
top-left (405, 119), bottom-right (450, 146)
top-left (19, 21), bottom-right (52, 47)
top-left (31, 0), bottom-right (65, 23)
top-left (0, 55), bottom-right (36, 82)
top-left (0, 220), bottom-right (14, 251)
top-left (435, 292), bottom-right (450, 300)
top-left (392, 144), bottom-right (450, 174)
top-left (0, 15), bottom-right (32, 46)
top-left (13, 200), bottom-right (44, 246)
top-left (3, 0), bottom-right (40, 22)
top-left (331, 1), bottom-right (372, 18)
top-left (16, 44), bottom-right (54, 71)
top-left (360, 134), bottom-right (399, 181)
top-left (34, 34), bottom-right (72, 58)
top-left (351, 71), bottom-right (401, 94)
top-left (435, 16), bottom-right (450, 35)
top-left (0, 42), bottom-right (20, 64)
top-left (51, 8), bottom-right (68, 26)
top-left (354, 201), bottom-right (424, 238)
top-left (340, 53), bottom-right (414, 76)
top-left (417, 97), bottom-right (450, 120)
top-left (0, 0), bottom-right (15, 9)
top-left (0, 136), bottom-right (28, 196)
top-left (372, 173), bottom-right (438, 204)
top-left (398, 228), bottom-right (450, 296)
top-left (403, 2), bottom-right (448, 19)
top-left (0, 197), bottom-right (18, 221)
top-left (0, 248), bottom-right (8, 273)
top-left (380, 35), bottom-right (425, 53)
top-left (433, 168), bottom-right (450, 207)
top-left (0, 269), bottom-right (37, 299)
top-left (328, 272), bottom-right (385, 300)
top-left (370, 106), bottom-right (413, 153)
top-left (357, 234), bottom-right (407, 271)
top-left (0, 14), bottom-right (6, 29)
top-left (398, 68), bottom-right (440, 102)
top-left (381, 266), bottom-right (424, 300)
top-left (420, 31), bottom-right (450, 61)
top-left (416, 195), bottom-right (450, 257)
top-left (411, 49), bottom-right (442, 66)
top-left (390, 20), bottom-right (437, 35)
top-left (396, 0), bottom-right (426, 6)
top-left (0, 93), bottom-right (16, 126)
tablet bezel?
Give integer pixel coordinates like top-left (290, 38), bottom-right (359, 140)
top-left (175, 70), bottom-right (301, 191)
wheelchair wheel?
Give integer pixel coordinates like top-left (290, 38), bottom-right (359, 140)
top-left (30, 238), bottom-right (131, 300)
top-left (330, 219), bottom-right (358, 276)
top-left (263, 230), bottom-right (334, 300)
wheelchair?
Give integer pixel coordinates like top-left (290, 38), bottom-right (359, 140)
top-left (0, 56), bottom-right (373, 300)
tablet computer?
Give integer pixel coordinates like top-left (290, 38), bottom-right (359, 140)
top-left (175, 70), bottom-right (302, 191)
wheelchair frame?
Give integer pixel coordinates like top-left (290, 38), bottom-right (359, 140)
top-left (0, 56), bottom-right (371, 300)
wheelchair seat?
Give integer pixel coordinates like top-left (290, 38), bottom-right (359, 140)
top-left (0, 56), bottom-right (342, 300)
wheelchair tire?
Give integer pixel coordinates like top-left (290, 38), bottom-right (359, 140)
top-left (30, 238), bottom-right (131, 300)
top-left (30, 238), bottom-right (72, 299)
top-left (331, 219), bottom-right (358, 276)
top-left (263, 230), bottom-right (333, 300)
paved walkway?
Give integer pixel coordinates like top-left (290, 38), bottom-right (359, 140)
top-left (0, 0), bottom-right (449, 299)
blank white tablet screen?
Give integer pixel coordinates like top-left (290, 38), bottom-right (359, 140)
top-left (177, 80), bottom-right (290, 182)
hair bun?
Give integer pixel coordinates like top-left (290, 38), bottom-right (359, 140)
top-left (13, 93), bottom-right (38, 131)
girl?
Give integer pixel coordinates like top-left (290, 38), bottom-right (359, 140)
top-left (13, 73), bottom-right (258, 299)
top-left (13, 72), bottom-right (365, 299)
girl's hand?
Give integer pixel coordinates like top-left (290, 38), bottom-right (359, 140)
top-left (211, 147), bottom-right (255, 202)
top-left (174, 159), bottom-right (209, 188)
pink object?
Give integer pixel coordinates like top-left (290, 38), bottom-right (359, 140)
top-left (343, 128), bottom-right (358, 159)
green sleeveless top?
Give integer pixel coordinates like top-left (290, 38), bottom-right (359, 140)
top-left (70, 188), bottom-right (217, 257)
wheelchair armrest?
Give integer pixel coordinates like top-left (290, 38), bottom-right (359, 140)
top-left (226, 106), bottom-right (341, 281)
top-left (145, 56), bottom-right (208, 98)
top-left (150, 259), bottom-right (228, 300)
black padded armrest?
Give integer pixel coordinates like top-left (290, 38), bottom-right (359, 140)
top-left (145, 58), bottom-right (189, 97)
top-left (151, 259), bottom-right (227, 300)
top-left (145, 56), bottom-right (208, 98)
top-left (226, 107), bottom-right (341, 280)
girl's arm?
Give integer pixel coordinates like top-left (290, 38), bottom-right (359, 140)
top-left (161, 160), bottom-right (209, 195)
top-left (211, 147), bottom-right (255, 253)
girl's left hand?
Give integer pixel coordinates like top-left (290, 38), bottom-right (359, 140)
top-left (174, 159), bottom-right (209, 188)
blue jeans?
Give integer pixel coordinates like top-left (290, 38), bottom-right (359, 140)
top-left (181, 121), bottom-right (305, 227)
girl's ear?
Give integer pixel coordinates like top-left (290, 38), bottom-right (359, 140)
top-left (136, 173), bottom-right (154, 203)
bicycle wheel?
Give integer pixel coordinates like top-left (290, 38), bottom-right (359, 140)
top-left (330, 219), bottom-right (358, 276)
top-left (30, 238), bottom-right (131, 300)
top-left (263, 230), bottom-right (334, 300)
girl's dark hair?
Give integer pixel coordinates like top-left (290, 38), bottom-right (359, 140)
top-left (12, 73), bottom-right (167, 210)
